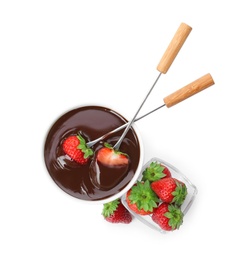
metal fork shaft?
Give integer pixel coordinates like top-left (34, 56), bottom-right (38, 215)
top-left (113, 72), bottom-right (162, 150)
top-left (86, 104), bottom-right (165, 147)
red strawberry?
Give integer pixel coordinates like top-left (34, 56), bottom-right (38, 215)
top-left (142, 161), bottom-right (171, 182)
top-left (162, 166), bottom-right (172, 178)
top-left (152, 203), bottom-right (183, 231)
top-left (151, 177), bottom-right (187, 206)
top-left (126, 180), bottom-right (159, 215)
top-left (102, 199), bottom-right (132, 224)
top-left (63, 134), bottom-right (93, 164)
top-left (97, 143), bottom-right (129, 166)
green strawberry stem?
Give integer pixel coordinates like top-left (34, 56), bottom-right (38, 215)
top-left (102, 199), bottom-right (120, 218)
top-left (142, 162), bottom-right (166, 182)
top-left (165, 204), bottom-right (184, 230)
top-left (129, 180), bottom-right (159, 212)
top-left (172, 181), bottom-right (188, 206)
top-left (104, 142), bottom-right (128, 157)
top-left (77, 134), bottom-right (94, 159)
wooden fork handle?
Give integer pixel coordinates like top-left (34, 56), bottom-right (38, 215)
top-left (163, 73), bottom-right (215, 107)
top-left (157, 23), bottom-right (192, 74)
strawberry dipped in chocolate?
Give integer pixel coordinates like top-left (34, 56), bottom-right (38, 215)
top-left (63, 134), bottom-right (93, 164)
top-left (89, 143), bottom-right (130, 190)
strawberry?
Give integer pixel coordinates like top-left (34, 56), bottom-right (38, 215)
top-left (142, 161), bottom-right (171, 182)
top-left (62, 134), bottom-right (93, 164)
top-left (152, 203), bottom-right (183, 231)
top-left (162, 166), bottom-right (172, 178)
top-left (102, 199), bottom-right (132, 224)
top-left (126, 180), bottom-right (159, 215)
top-left (151, 177), bottom-right (187, 206)
top-left (97, 143), bottom-right (129, 166)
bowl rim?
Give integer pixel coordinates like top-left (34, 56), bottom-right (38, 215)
top-left (42, 102), bottom-right (145, 205)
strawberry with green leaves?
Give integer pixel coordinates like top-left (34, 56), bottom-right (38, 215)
top-left (151, 177), bottom-right (187, 206)
top-left (102, 199), bottom-right (132, 224)
top-left (152, 203), bottom-right (183, 231)
top-left (97, 143), bottom-right (129, 166)
top-left (126, 180), bottom-right (159, 215)
top-left (63, 134), bottom-right (93, 164)
top-left (142, 161), bottom-right (171, 182)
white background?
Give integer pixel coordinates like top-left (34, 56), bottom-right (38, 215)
top-left (1, 1), bottom-right (251, 259)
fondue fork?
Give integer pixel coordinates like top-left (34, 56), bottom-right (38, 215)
top-left (86, 73), bottom-right (215, 148)
top-left (113, 22), bottom-right (192, 150)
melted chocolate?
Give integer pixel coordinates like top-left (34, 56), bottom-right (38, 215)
top-left (44, 106), bottom-right (140, 201)
top-left (89, 153), bottom-right (129, 190)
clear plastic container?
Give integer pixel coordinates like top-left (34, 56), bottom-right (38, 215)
top-left (121, 157), bottom-right (198, 234)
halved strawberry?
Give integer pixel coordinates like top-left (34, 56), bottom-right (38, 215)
top-left (63, 134), bottom-right (93, 164)
top-left (97, 143), bottom-right (129, 166)
top-left (142, 161), bottom-right (171, 182)
top-left (126, 180), bottom-right (159, 215)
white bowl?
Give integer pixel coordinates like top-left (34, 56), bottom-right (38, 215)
top-left (43, 104), bottom-right (144, 204)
